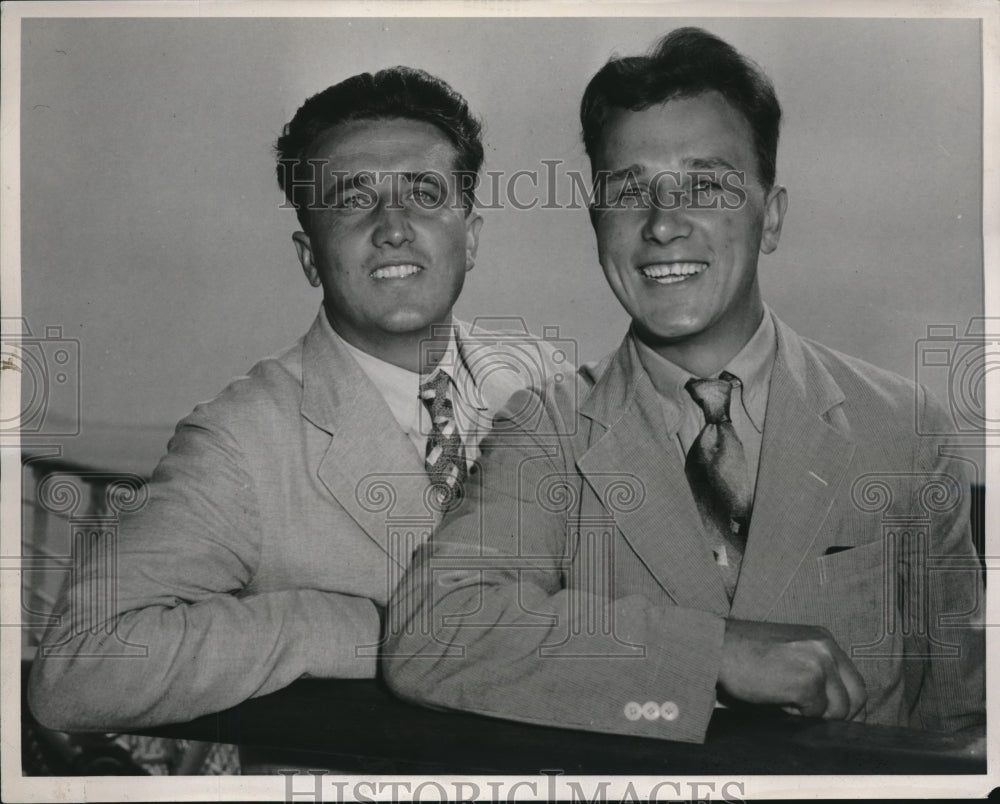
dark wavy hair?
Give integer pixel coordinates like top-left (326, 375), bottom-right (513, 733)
top-left (276, 66), bottom-right (484, 227)
top-left (580, 27), bottom-right (781, 190)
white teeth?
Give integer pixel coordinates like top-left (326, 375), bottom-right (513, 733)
top-left (639, 262), bottom-right (707, 284)
top-left (371, 264), bottom-right (422, 280)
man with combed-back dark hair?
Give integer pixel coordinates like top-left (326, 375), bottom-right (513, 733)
top-left (28, 65), bottom-right (561, 732)
top-left (580, 27), bottom-right (781, 191)
top-left (384, 28), bottom-right (985, 744)
top-left (276, 67), bottom-right (484, 221)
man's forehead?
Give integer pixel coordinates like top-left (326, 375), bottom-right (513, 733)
top-left (308, 118), bottom-right (459, 176)
top-left (596, 93), bottom-right (756, 168)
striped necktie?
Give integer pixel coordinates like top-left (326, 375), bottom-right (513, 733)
top-left (419, 370), bottom-right (467, 510)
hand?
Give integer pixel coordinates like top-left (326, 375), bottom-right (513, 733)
top-left (718, 619), bottom-right (867, 720)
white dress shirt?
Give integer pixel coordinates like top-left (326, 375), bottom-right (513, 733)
top-left (634, 309), bottom-right (777, 501)
top-left (332, 325), bottom-right (487, 466)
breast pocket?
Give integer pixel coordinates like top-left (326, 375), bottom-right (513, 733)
top-left (811, 537), bottom-right (908, 720)
top-left (816, 538), bottom-right (888, 586)
top-left (810, 538), bottom-right (893, 652)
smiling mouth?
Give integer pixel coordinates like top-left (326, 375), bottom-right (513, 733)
top-left (639, 262), bottom-right (708, 284)
top-left (370, 263), bottom-right (423, 280)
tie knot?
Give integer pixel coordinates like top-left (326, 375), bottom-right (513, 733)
top-left (685, 371), bottom-right (741, 424)
top-left (420, 370), bottom-right (451, 403)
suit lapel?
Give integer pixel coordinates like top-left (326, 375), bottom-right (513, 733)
top-left (299, 313), bottom-right (433, 564)
top-left (730, 317), bottom-right (857, 619)
top-left (577, 338), bottom-right (730, 615)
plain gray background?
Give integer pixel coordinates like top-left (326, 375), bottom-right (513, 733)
top-left (19, 17), bottom-right (983, 472)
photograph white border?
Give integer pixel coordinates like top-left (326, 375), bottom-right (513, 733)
top-left (2, 1), bottom-right (996, 800)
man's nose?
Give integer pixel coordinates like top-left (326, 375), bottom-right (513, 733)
top-left (641, 204), bottom-right (693, 244)
top-left (371, 202), bottom-right (416, 248)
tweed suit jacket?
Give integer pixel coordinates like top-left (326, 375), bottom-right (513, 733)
top-left (28, 310), bottom-right (562, 731)
top-left (383, 313), bottom-right (985, 744)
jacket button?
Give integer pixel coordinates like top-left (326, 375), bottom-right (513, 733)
top-left (625, 701), bottom-right (642, 720)
top-left (624, 701), bottom-right (642, 721)
top-left (641, 701), bottom-right (660, 720)
top-left (660, 701), bottom-right (679, 721)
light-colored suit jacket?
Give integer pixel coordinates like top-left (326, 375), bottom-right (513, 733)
top-left (383, 313), bottom-right (984, 744)
top-left (28, 310), bottom-right (565, 731)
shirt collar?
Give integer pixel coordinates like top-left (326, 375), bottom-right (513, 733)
top-left (331, 327), bottom-right (422, 436)
top-left (725, 309), bottom-right (776, 431)
top-left (327, 323), bottom-right (483, 435)
top-left (432, 323), bottom-right (487, 412)
top-left (634, 308), bottom-right (777, 432)
top-left (425, 330), bottom-right (462, 391)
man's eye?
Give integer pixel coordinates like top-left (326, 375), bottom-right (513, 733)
top-left (334, 192), bottom-right (369, 210)
top-left (691, 177), bottom-right (722, 192)
top-left (615, 185), bottom-right (648, 205)
top-left (411, 184), bottom-right (443, 206)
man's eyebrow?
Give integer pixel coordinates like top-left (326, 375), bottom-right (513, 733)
top-left (321, 171), bottom-right (372, 203)
top-left (684, 156), bottom-right (739, 172)
top-left (603, 159), bottom-right (741, 181)
top-left (604, 164), bottom-right (645, 182)
top-left (320, 170), bottom-right (444, 203)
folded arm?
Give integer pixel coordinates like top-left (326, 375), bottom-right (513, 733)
top-left (28, 414), bottom-right (379, 732)
top-left (382, 390), bottom-right (864, 742)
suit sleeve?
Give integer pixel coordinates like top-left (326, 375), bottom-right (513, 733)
top-left (907, 384), bottom-right (985, 733)
top-left (382, 388), bottom-right (726, 744)
top-left (28, 409), bottom-right (380, 732)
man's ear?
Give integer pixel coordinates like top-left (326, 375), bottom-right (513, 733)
top-left (464, 211), bottom-right (483, 271)
top-left (292, 231), bottom-right (321, 287)
top-left (587, 166), bottom-right (605, 232)
top-left (760, 184), bottom-right (788, 255)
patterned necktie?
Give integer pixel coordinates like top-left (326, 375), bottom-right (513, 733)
top-left (684, 371), bottom-right (752, 587)
top-left (419, 370), bottom-right (468, 510)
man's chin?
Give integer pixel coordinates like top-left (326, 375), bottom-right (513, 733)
top-left (633, 316), bottom-right (708, 347)
top-left (380, 311), bottom-right (454, 338)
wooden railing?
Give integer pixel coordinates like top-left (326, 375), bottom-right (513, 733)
top-left (19, 450), bottom-right (986, 776)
